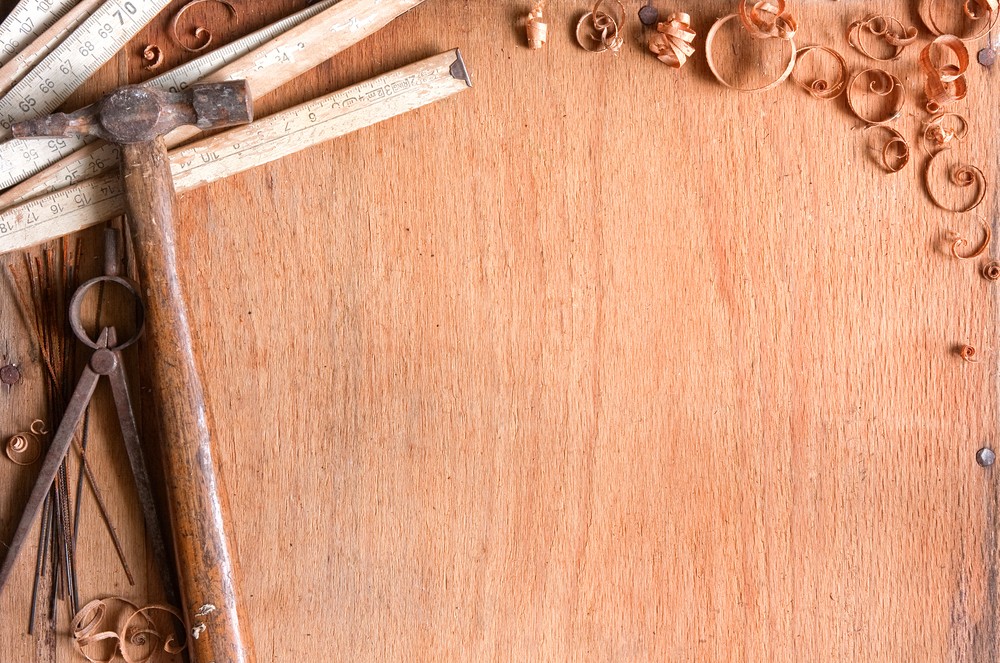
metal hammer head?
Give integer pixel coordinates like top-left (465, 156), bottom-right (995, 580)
top-left (12, 81), bottom-right (253, 144)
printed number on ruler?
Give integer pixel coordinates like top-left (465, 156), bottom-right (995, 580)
top-left (0, 0), bottom-right (339, 194)
top-left (0, 0), bottom-right (78, 67)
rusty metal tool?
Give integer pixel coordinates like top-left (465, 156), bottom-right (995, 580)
top-left (4, 81), bottom-right (256, 663)
top-left (0, 233), bottom-right (173, 600)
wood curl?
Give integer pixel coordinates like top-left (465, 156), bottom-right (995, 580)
top-left (73, 598), bottom-right (187, 663)
top-left (925, 150), bottom-right (987, 213)
top-left (737, 0), bottom-right (797, 40)
top-left (5, 419), bottom-right (46, 465)
top-left (982, 261), bottom-right (1000, 281)
top-left (958, 344), bottom-right (980, 362)
top-left (525, 1), bottom-right (548, 49)
top-left (920, 36), bottom-right (969, 114)
top-left (791, 45), bottom-right (847, 100)
top-left (169, 0), bottom-right (238, 53)
top-left (863, 125), bottom-right (910, 172)
top-left (576, 0), bottom-right (625, 54)
top-left (847, 14), bottom-right (917, 61)
top-left (846, 69), bottom-right (905, 125)
top-left (141, 45), bottom-right (163, 71)
top-left (920, 0), bottom-right (999, 41)
top-left (922, 112), bottom-right (969, 156)
top-left (648, 13), bottom-right (696, 68)
top-left (705, 13), bottom-right (797, 92)
top-left (950, 217), bottom-right (992, 259)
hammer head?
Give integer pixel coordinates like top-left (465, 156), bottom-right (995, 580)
top-left (12, 81), bottom-right (253, 144)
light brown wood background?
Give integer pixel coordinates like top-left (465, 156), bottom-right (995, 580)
top-left (1, 0), bottom-right (999, 661)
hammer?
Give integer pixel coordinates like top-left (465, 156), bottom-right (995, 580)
top-left (13, 83), bottom-right (255, 663)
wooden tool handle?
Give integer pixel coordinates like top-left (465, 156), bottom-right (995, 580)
top-left (120, 138), bottom-right (255, 663)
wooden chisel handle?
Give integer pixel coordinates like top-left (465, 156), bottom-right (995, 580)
top-left (121, 137), bottom-right (255, 663)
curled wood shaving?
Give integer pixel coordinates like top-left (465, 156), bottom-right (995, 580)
top-left (141, 45), bottom-right (163, 71)
top-left (958, 344), bottom-right (980, 362)
top-left (705, 14), bottom-right (797, 92)
top-left (737, 0), bottom-right (797, 40)
top-left (920, 36), bottom-right (969, 114)
top-left (847, 14), bottom-right (917, 61)
top-left (525, 1), bottom-right (548, 49)
top-left (920, 0), bottom-right (999, 41)
top-left (950, 217), bottom-right (992, 259)
top-left (648, 13), bottom-right (696, 68)
top-left (926, 150), bottom-right (987, 213)
top-left (169, 0), bottom-right (238, 53)
top-left (846, 69), bottom-right (904, 125)
top-left (791, 45), bottom-right (847, 100)
top-left (982, 261), bottom-right (1000, 281)
top-left (73, 598), bottom-right (187, 663)
top-left (576, 0), bottom-right (625, 54)
top-left (5, 419), bottom-right (46, 465)
top-left (864, 125), bottom-right (910, 172)
top-left (922, 112), bottom-right (970, 155)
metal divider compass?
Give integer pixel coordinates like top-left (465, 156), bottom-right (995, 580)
top-left (0, 229), bottom-right (177, 607)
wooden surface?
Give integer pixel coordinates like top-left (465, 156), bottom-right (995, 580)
top-left (1, 0), bottom-right (999, 661)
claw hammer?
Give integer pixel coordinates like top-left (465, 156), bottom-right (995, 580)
top-left (12, 82), bottom-right (256, 663)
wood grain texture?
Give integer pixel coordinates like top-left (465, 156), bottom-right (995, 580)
top-left (1, 0), bottom-right (999, 661)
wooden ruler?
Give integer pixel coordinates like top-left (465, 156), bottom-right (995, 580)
top-left (0, 0), bottom-right (341, 190)
top-left (0, 0), bottom-right (426, 199)
top-left (0, 0), bottom-right (78, 67)
top-left (0, 50), bottom-right (472, 255)
top-left (0, 0), bottom-right (173, 186)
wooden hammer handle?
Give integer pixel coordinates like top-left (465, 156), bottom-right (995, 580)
top-left (121, 138), bottom-right (254, 663)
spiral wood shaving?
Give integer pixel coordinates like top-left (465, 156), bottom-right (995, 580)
top-left (738, 0), bottom-right (797, 40)
top-left (846, 69), bottom-right (905, 125)
top-left (5, 419), bottom-right (46, 465)
top-left (576, 0), bottom-right (625, 54)
top-left (950, 218), bottom-right (992, 259)
top-left (525, 1), bottom-right (547, 49)
top-left (648, 13), bottom-right (696, 68)
top-left (73, 598), bottom-right (186, 663)
top-left (706, 13), bottom-right (797, 92)
top-left (847, 14), bottom-right (917, 61)
top-left (922, 112), bottom-right (969, 155)
top-left (920, 0), bottom-right (999, 41)
top-left (863, 126), bottom-right (910, 172)
top-left (920, 36), bottom-right (969, 114)
top-left (169, 0), bottom-right (238, 53)
top-left (982, 261), bottom-right (1000, 281)
top-left (791, 45), bottom-right (847, 100)
top-left (958, 344), bottom-right (980, 362)
top-left (925, 150), bottom-right (987, 213)
top-left (141, 45), bottom-right (163, 71)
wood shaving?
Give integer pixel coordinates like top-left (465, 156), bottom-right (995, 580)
top-left (847, 14), bottom-right (917, 61)
top-left (576, 0), bottom-right (625, 54)
top-left (922, 112), bottom-right (969, 155)
top-left (169, 0), bottom-right (238, 53)
top-left (737, 0), bottom-right (797, 40)
top-left (5, 418), bottom-right (46, 465)
top-left (141, 45), bottom-right (163, 71)
top-left (791, 45), bottom-right (847, 100)
top-left (525, 1), bottom-right (547, 49)
top-left (648, 13), bottom-right (696, 68)
top-left (920, 35), bottom-right (969, 114)
top-left (705, 14), bottom-right (797, 92)
top-left (73, 598), bottom-right (187, 663)
top-left (920, 0), bottom-right (999, 41)
top-left (982, 261), bottom-right (1000, 281)
top-left (950, 217), bottom-right (992, 259)
top-left (958, 344), bottom-right (980, 362)
top-left (846, 68), bottom-right (904, 125)
top-left (863, 125), bottom-right (910, 172)
top-left (925, 150), bottom-right (987, 213)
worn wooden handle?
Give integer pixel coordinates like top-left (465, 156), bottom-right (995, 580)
top-left (120, 138), bottom-right (254, 663)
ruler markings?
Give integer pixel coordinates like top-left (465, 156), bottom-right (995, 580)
top-left (0, 51), bottom-right (471, 254)
top-left (0, 0), bottom-right (341, 193)
top-left (0, 0), bottom-right (78, 67)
